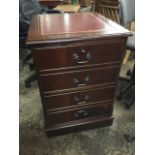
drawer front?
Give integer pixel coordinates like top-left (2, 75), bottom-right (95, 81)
top-left (46, 103), bottom-right (112, 125)
top-left (43, 86), bottom-right (116, 110)
top-left (39, 66), bottom-right (120, 92)
top-left (34, 42), bottom-right (124, 71)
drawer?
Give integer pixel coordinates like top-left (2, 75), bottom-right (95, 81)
top-left (34, 42), bottom-right (125, 71)
top-left (39, 66), bottom-right (120, 92)
top-left (43, 86), bottom-right (116, 111)
top-left (46, 103), bottom-right (112, 125)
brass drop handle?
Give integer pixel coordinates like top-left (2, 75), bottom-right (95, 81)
top-left (74, 97), bottom-right (87, 105)
top-left (72, 51), bottom-right (92, 64)
top-left (76, 61), bottom-right (88, 64)
top-left (73, 95), bottom-right (89, 105)
top-left (74, 110), bottom-right (88, 118)
top-left (73, 75), bottom-right (90, 87)
top-left (74, 96), bottom-right (86, 104)
top-left (85, 95), bottom-right (89, 100)
top-left (74, 96), bottom-right (80, 102)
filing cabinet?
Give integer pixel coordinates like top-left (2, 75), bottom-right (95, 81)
top-left (26, 12), bottom-right (131, 136)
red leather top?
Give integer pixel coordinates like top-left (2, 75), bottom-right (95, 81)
top-left (39, 13), bottom-right (109, 35)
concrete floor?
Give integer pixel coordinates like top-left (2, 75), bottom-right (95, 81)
top-left (19, 54), bottom-right (135, 155)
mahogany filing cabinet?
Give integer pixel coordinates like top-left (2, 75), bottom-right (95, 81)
top-left (26, 13), bottom-right (131, 136)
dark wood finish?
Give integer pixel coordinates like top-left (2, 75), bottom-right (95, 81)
top-left (43, 86), bottom-right (116, 111)
top-left (34, 40), bottom-right (125, 71)
top-left (26, 13), bottom-right (131, 136)
top-left (46, 116), bottom-right (114, 136)
top-left (39, 66), bottom-right (120, 92)
top-left (46, 103), bottom-right (113, 125)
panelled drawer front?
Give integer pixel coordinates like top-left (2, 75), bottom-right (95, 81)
top-left (46, 103), bottom-right (112, 125)
top-left (39, 66), bottom-right (120, 92)
top-left (43, 86), bottom-right (116, 110)
top-left (34, 42), bottom-right (124, 71)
